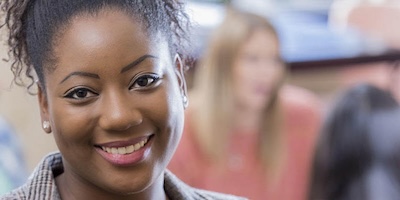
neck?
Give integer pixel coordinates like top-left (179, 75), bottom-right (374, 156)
top-left (56, 168), bottom-right (168, 200)
top-left (232, 105), bottom-right (263, 134)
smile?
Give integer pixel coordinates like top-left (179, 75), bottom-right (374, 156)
top-left (95, 136), bottom-right (153, 166)
top-left (100, 138), bottom-right (149, 155)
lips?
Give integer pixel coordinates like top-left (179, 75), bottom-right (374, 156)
top-left (254, 85), bottom-right (270, 96)
top-left (98, 137), bottom-right (149, 155)
top-left (94, 135), bottom-right (153, 166)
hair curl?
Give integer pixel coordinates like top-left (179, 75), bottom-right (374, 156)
top-left (0, 0), bottom-right (190, 92)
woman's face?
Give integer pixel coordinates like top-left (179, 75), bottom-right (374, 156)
top-left (232, 29), bottom-right (284, 111)
top-left (38, 9), bottom-right (186, 197)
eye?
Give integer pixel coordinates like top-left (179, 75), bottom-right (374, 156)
top-left (130, 74), bottom-right (160, 89)
top-left (242, 54), bottom-right (260, 64)
top-left (268, 57), bottom-right (284, 65)
top-left (63, 87), bottom-right (98, 100)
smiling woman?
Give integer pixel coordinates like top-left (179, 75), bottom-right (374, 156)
top-left (0, 1), bottom-right (245, 200)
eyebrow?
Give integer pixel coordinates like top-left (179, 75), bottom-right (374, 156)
top-left (120, 54), bottom-right (157, 74)
top-left (59, 54), bottom-right (157, 84)
top-left (60, 71), bottom-right (100, 84)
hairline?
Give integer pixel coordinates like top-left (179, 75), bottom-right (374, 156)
top-left (42, 6), bottom-right (173, 82)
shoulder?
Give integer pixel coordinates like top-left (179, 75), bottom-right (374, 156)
top-left (1, 188), bottom-right (27, 200)
top-left (280, 85), bottom-right (322, 120)
top-left (280, 84), bottom-right (322, 113)
top-left (1, 152), bottom-right (62, 200)
top-left (164, 170), bottom-right (247, 200)
top-left (279, 85), bottom-right (323, 135)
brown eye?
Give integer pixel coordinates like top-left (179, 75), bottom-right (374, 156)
top-left (64, 88), bottom-right (97, 100)
top-left (136, 77), bottom-right (150, 87)
top-left (75, 89), bottom-right (88, 98)
top-left (131, 74), bottom-right (160, 89)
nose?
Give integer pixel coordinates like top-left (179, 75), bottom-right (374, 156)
top-left (99, 91), bottom-right (143, 132)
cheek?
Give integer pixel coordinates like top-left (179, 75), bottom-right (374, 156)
top-left (265, 67), bottom-right (284, 85)
top-left (163, 83), bottom-right (184, 137)
top-left (49, 101), bottom-right (96, 148)
top-left (159, 78), bottom-right (185, 152)
top-left (232, 65), bottom-right (257, 91)
top-left (232, 63), bottom-right (248, 87)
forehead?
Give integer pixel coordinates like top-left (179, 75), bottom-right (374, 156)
top-left (248, 29), bottom-right (277, 45)
top-left (240, 29), bottom-right (279, 53)
top-left (57, 9), bottom-right (147, 52)
top-left (50, 9), bottom-right (171, 73)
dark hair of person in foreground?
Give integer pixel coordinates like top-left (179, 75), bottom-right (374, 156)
top-left (309, 83), bottom-right (400, 200)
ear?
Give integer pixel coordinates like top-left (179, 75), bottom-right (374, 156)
top-left (174, 54), bottom-right (188, 108)
top-left (37, 83), bottom-right (52, 133)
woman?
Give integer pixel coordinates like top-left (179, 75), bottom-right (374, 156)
top-left (0, 1), bottom-right (246, 199)
top-left (168, 8), bottom-right (322, 200)
top-left (309, 84), bottom-right (400, 200)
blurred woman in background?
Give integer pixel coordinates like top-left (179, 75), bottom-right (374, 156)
top-left (309, 84), bottom-right (400, 200)
top-left (169, 8), bottom-right (322, 200)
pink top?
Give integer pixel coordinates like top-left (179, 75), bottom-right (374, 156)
top-left (168, 85), bottom-right (322, 200)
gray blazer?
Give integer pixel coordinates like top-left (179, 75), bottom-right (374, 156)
top-left (1, 152), bottom-right (247, 200)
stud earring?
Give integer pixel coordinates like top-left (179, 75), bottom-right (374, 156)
top-left (183, 95), bottom-right (189, 108)
top-left (42, 121), bottom-right (51, 133)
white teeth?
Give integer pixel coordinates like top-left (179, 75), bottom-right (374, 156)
top-left (111, 148), bottom-right (118, 154)
top-left (118, 147), bottom-right (126, 154)
top-left (101, 138), bottom-right (149, 155)
top-left (134, 143), bottom-right (141, 151)
top-left (126, 145), bottom-right (134, 154)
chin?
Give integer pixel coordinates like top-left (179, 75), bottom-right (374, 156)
top-left (248, 98), bottom-right (269, 110)
top-left (99, 174), bottom-right (152, 196)
top-left (104, 183), bottom-right (148, 196)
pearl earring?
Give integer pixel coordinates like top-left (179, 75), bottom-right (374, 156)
top-left (183, 95), bottom-right (189, 108)
top-left (43, 121), bottom-right (51, 131)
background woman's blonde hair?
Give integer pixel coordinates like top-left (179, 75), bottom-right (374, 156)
top-left (189, 7), bottom-right (287, 178)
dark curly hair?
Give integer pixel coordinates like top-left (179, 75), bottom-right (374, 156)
top-left (0, 0), bottom-right (190, 91)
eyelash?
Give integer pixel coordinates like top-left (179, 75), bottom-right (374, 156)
top-left (63, 74), bottom-right (161, 100)
top-left (129, 74), bottom-right (161, 90)
top-left (63, 87), bottom-right (98, 100)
